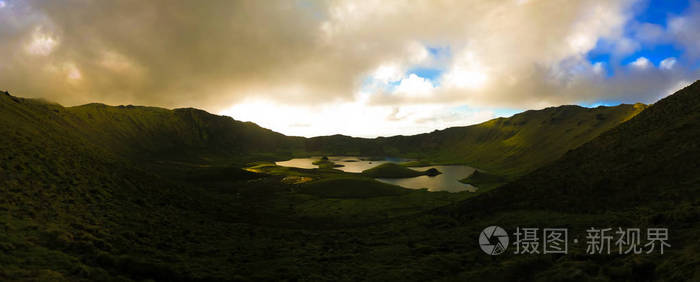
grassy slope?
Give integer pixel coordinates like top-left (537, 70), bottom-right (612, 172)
top-left (66, 103), bottom-right (304, 164)
top-left (419, 103), bottom-right (646, 176)
top-left (0, 93), bottom-right (180, 280)
top-left (306, 103), bottom-right (646, 177)
top-left (458, 81), bottom-right (700, 213)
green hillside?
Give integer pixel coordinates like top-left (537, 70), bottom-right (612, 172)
top-left (66, 103), bottom-right (304, 164)
top-left (306, 103), bottom-right (646, 177)
top-left (460, 81), bottom-right (700, 213)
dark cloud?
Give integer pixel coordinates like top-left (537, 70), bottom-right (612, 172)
top-left (1, 0), bottom-right (372, 109)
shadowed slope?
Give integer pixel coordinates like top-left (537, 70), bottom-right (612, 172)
top-left (67, 103), bottom-right (304, 163)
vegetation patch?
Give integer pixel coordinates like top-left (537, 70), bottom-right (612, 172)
top-left (362, 163), bottom-right (440, 178)
top-left (312, 157), bottom-right (345, 169)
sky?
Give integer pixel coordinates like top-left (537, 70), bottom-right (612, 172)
top-left (1, 0), bottom-right (699, 137)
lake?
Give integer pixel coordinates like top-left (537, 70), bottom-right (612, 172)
top-left (275, 156), bottom-right (478, 192)
top-left (376, 165), bottom-right (477, 193)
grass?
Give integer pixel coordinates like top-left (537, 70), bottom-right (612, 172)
top-left (361, 163), bottom-right (435, 178)
top-left (459, 169), bottom-right (507, 188)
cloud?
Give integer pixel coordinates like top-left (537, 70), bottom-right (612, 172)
top-left (632, 22), bottom-right (668, 44)
top-left (660, 57), bottom-right (677, 70)
top-left (630, 57), bottom-right (651, 69)
top-left (394, 74), bottom-right (435, 97)
top-left (669, 2), bottom-right (700, 58)
top-left (592, 62), bottom-right (606, 75)
top-left (0, 0), bottom-right (698, 137)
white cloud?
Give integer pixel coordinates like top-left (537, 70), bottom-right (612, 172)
top-left (372, 64), bottom-right (402, 84)
top-left (659, 57), bottom-right (677, 70)
top-left (442, 51), bottom-right (488, 90)
top-left (630, 57), bottom-right (651, 70)
top-left (612, 37), bottom-right (641, 56)
top-left (592, 62), bottom-right (606, 75)
top-left (394, 74), bottom-right (435, 96)
top-left (405, 41), bottom-right (429, 64)
top-left (633, 22), bottom-right (667, 43)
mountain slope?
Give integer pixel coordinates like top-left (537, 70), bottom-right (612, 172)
top-left (307, 103), bottom-right (646, 176)
top-left (458, 80), bottom-right (700, 214)
top-left (3, 90), bottom-right (644, 177)
top-left (0, 92), bottom-right (176, 280)
top-left (66, 103), bottom-right (303, 163)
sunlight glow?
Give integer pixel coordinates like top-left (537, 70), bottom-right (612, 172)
top-left (219, 97), bottom-right (497, 138)
top-left (26, 29), bottom-right (58, 56)
top-left (65, 63), bottom-right (82, 80)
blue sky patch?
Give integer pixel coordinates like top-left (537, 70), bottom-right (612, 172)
top-left (407, 67), bottom-right (444, 81)
top-left (635, 0), bottom-right (689, 27)
top-left (620, 44), bottom-right (682, 66)
top-left (580, 100), bottom-right (623, 108)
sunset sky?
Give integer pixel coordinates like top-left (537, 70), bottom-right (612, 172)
top-left (1, 0), bottom-right (699, 137)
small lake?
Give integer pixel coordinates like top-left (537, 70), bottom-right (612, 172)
top-left (275, 156), bottom-right (478, 193)
top-left (376, 165), bottom-right (477, 193)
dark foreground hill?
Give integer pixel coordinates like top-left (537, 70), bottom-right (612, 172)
top-left (437, 81), bottom-right (700, 280)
